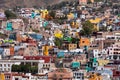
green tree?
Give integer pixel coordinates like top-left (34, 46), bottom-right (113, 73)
top-left (54, 37), bottom-right (63, 48)
top-left (12, 64), bottom-right (38, 74)
top-left (5, 10), bottom-right (17, 19)
top-left (49, 11), bottom-right (56, 19)
top-left (71, 38), bottom-right (80, 48)
top-left (20, 64), bottom-right (30, 73)
top-left (12, 65), bottom-right (21, 72)
top-left (81, 20), bottom-right (94, 37)
top-left (31, 66), bottom-right (38, 74)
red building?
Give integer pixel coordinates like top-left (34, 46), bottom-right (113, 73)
top-left (23, 56), bottom-right (56, 63)
top-left (112, 70), bottom-right (120, 80)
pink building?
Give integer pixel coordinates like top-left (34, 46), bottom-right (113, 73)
top-left (79, 0), bottom-right (87, 5)
top-left (4, 72), bottom-right (29, 80)
top-left (79, 0), bottom-right (94, 4)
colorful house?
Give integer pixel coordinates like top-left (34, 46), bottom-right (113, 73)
top-left (70, 21), bottom-right (79, 29)
top-left (0, 73), bottom-right (5, 80)
top-left (42, 45), bottom-right (49, 56)
top-left (54, 33), bottom-right (63, 38)
top-left (31, 12), bottom-right (36, 18)
top-left (6, 22), bottom-right (13, 31)
top-left (89, 73), bottom-right (102, 80)
top-left (67, 13), bottom-right (74, 20)
top-left (54, 29), bottom-right (63, 38)
top-left (79, 38), bottom-right (90, 48)
top-left (71, 62), bottom-right (80, 69)
top-left (86, 58), bottom-right (98, 72)
top-left (97, 59), bottom-right (109, 66)
top-left (57, 52), bottom-right (64, 58)
top-left (43, 21), bottom-right (48, 27)
top-left (41, 9), bottom-right (49, 19)
top-left (89, 18), bottom-right (102, 31)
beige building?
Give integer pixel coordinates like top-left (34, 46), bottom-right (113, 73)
top-left (63, 43), bottom-right (77, 50)
top-left (48, 68), bottom-right (73, 80)
top-left (23, 44), bottom-right (39, 56)
top-left (15, 43), bottom-right (39, 56)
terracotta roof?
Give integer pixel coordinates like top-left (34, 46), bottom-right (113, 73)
top-left (23, 56), bottom-right (52, 63)
top-left (48, 68), bottom-right (73, 79)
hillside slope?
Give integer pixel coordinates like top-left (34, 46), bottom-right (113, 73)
top-left (0, 0), bottom-right (74, 9)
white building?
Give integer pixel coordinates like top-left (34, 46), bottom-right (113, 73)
top-left (0, 60), bottom-right (20, 72)
top-left (0, 59), bottom-right (44, 73)
top-left (107, 42), bottom-right (120, 60)
top-left (73, 70), bottom-right (86, 80)
top-left (38, 63), bottom-right (55, 75)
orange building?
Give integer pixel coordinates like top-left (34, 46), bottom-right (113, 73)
top-left (89, 73), bottom-right (102, 80)
top-left (79, 38), bottom-right (90, 47)
top-left (41, 9), bottom-right (49, 19)
top-left (0, 73), bottom-right (5, 80)
top-left (42, 45), bottom-right (49, 56)
top-left (10, 47), bottom-right (14, 56)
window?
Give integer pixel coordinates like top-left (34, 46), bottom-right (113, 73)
top-left (109, 56), bottom-right (111, 59)
top-left (48, 64), bottom-right (50, 67)
top-left (0, 64), bottom-right (2, 67)
top-left (4, 68), bottom-right (6, 71)
top-left (4, 64), bottom-right (6, 67)
top-left (8, 64), bottom-right (10, 67)
top-left (15, 78), bottom-right (19, 80)
top-left (7, 76), bottom-right (10, 79)
top-left (69, 44), bottom-right (72, 47)
top-left (116, 71), bottom-right (120, 75)
top-left (0, 68), bottom-right (2, 71)
top-left (8, 68), bottom-right (10, 71)
top-left (43, 64), bottom-right (45, 67)
top-left (74, 45), bottom-right (76, 47)
top-left (82, 41), bottom-right (85, 43)
top-left (95, 50), bottom-right (97, 52)
top-left (114, 52), bottom-right (118, 54)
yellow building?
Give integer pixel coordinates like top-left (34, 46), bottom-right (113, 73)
top-left (54, 29), bottom-right (63, 38)
top-left (41, 9), bottom-right (49, 19)
top-left (79, 38), bottom-right (90, 47)
top-left (42, 46), bottom-right (53, 56)
top-left (42, 45), bottom-right (49, 56)
top-left (89, 18), bottom-right (102, 31)
top-left (75, 32), bottom-right (80, 38)
top-left (89, 73), bottom-right (102, 80)
top-left (97, 59), bottom-right (109, 66)
top-left (71, 21), bottom-right (79, 29)
top-left (34, 10), bottom-right (40, 14)
top-left (67, 13), bottom-right (74, 20)
top-left (0, 73), bottom-right (5, 80)
top-left (68, 43), bottom-right (77, 50)
top-left (54, 33), bottom-right (63, 38)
